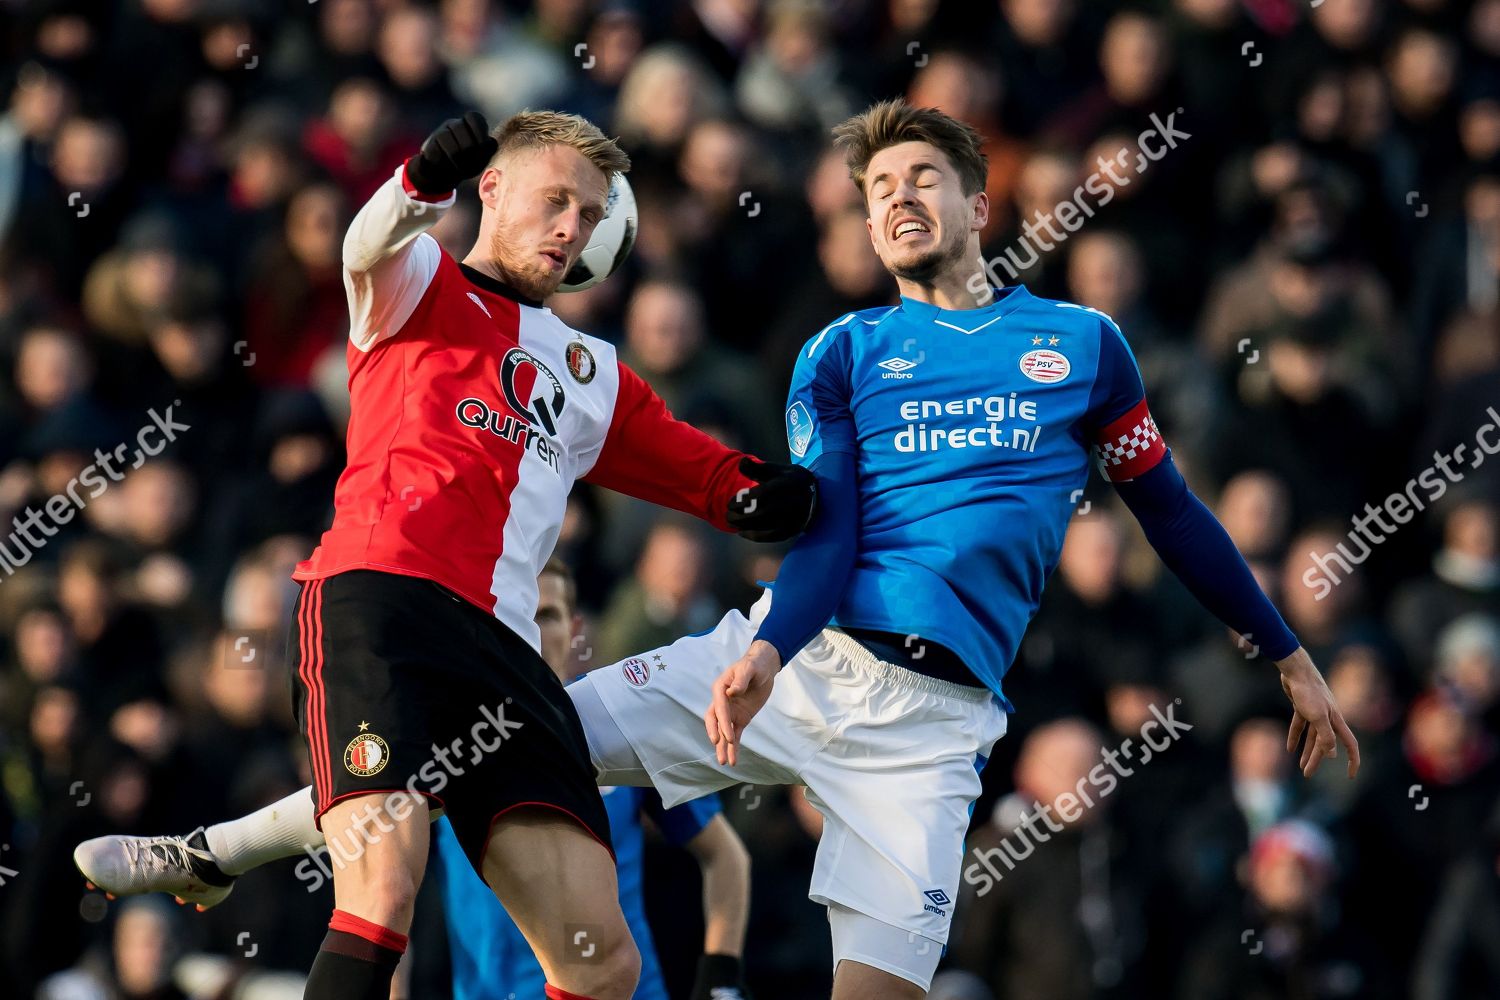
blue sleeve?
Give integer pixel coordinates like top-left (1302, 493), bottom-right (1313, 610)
top-left (785, 326), bottom-right (856, 467)
top-left (1082, 317), bottom-right (1146, 434)
top-left (1114, 451), bottom-right (1300, 661)
top-left (752, 450), bottom-right (858, 663)
top-left (641, 787), bottom-right (721, 847)
top-left (1079, 316), bottom-right (1297, 657)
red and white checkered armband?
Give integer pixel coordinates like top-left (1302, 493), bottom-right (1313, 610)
top-left (1092, 398), bottom-right (1167, 482)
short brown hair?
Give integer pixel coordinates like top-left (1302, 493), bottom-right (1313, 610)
top-left (832, 100), bottom-right (987, 199)
top-left (540, 555), bottom-right (577, 615)
top-left (491, 110), bottom-right (631, 179)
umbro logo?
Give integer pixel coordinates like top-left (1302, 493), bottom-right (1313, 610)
top-left (878, 356), bottom-right (919, 380)
top-left (922, 887), bottom-right (951, 916)
top-left (466, 292), bottom-right (492, 318)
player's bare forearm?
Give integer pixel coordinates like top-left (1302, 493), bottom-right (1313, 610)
top-left (687, 816), bottom-right (751, 957)
top-left (1274, 646), bottom-right (1360, 779)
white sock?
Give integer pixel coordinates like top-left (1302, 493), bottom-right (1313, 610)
top-left (202, 786), bottom-right (323, 876)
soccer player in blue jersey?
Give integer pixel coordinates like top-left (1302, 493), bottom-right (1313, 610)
top-left (568, 101), bottom-right (1360, 999)
top-left (431, 559), bottom-right (751, 1000)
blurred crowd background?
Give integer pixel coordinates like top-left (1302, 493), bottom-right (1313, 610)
top-left (0, 0), bottom-right (1498, 998)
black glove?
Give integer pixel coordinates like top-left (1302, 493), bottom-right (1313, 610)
top-left (689, 953), bottom-right (751, 1000)
top-left (726, 456), bottom-right (817, 543)
top-left (404, 111), bottom-right (499, 195)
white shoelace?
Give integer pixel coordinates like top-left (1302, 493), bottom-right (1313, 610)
top-left (123, 835), bottom-right (208, 874)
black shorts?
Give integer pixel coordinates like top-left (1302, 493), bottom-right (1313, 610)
top-left (290, 569), bottom-right (611, 873)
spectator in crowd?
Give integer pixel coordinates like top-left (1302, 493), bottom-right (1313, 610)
top-left (1172, 708), bottom-right (1310, 919)
top-left (1011, 510), bottom-right (1163, 725)
top-left (4, 113), bottom-right (131, 300)
top-left (240, 181), bottom-right (350, 387)
top-left (1346, 687), bottom-right (1500, 973)
top-left (1414, 800), bottom-right (1500, 1000)
top-left (1177, 819), bottom-right (1394, 1000)
top-left (613, 44), bottom-right (729, 189)
top-left (595, 517), bottom-right (719, 664)
top-left (1308, 643), bottom-right (1402, 811)
top-left (1391, 499), bottom-right (1500, 675)
top-left (949, 718), bottom-right (1149, 998)
top-left (735, 0), bottom-right (857, 136)
top-left (300, 77), bottom-right (420, 207)
top-left (763, 202), bottom-right (891, 391)
top-left (1215, 471), bottom-right (1295, 564)
top-left (619, 276), bottom-right (771, 453)
top-left (37, 895), bottom-right (189, 1000)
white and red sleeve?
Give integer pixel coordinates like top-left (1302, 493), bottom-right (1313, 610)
top-left (1092, 398), bottom-right (1167, 482)
top-left (342, 162), bottom-right (454, 351)
top-left (581, 362), bottom-right (753, 532)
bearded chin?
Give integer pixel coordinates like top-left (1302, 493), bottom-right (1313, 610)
top-left (488, 228), bottom-right (563, 301)
top-left (889, 231), bottom-right (967, 283)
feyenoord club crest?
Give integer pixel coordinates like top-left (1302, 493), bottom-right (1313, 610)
top-left (344, 728), bottom-right (390, 776)
top-left (565, 340), bottom-right (596, 384)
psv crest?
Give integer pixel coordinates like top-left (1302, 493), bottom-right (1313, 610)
top-left (621, 657), bottom-right (651, 687)
top-left (565, 340), bottom-right (596, 384)
top-left (1019, 348), bottom-right (1070, 384)
top-left (344, 726), bottom-right (390, 776)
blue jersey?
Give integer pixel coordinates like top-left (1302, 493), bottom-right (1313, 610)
top-left (432, 787), bottom-right (721, 1000)
top-left (785, 287), bottom-right (1160, 707)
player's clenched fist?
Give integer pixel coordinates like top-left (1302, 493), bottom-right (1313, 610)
top-left (404, 111), bottom-right (500, 195)
top-left (727, 457), bottom-right (818, 542)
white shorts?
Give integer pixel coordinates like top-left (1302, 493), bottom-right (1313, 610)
top-left (569, 592), bottom-right (1008, 990)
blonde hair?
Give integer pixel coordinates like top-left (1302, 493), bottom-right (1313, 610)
top-left (832, 99), bottom-right (988, 199)
top-left (491, 110), bottom-right (631, 178)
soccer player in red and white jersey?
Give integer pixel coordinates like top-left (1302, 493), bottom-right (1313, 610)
top-left (268, 112), bottom-right (806, 1000)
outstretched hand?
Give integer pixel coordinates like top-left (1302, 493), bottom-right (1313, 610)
top-left (704, 640), bottom-right (781, 766)
top-left (1276, 647), bottom-right (1360, 779)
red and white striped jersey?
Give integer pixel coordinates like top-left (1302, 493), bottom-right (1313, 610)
top-left (294, 165), bottom-right (752, 652)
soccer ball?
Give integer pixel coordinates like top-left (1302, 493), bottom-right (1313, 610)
top-left (558, 172), bottom-right (638, 292)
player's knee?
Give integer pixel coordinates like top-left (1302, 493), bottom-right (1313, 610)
top-left (571, 933), bottom-right (640, 999)
top-left (338, 862), bottom-right (420, 922)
